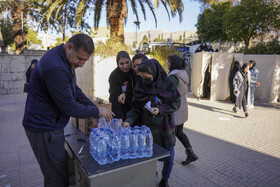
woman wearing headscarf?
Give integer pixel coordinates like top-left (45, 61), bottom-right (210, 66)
top-left (109, 51), bottom-right (133, 120)
top-left (24, 59), bottom-right (38, 93)
top-left (26, 59), bottom-right (38, 83)
top-left (131, 53), bottom-right (148, 88)
top-left (123, 59), bottom-right (181, 187)
top-left (232, 63), bottom-right (250, 117)
top-left (167, 55), bottom-right (198, 166)
top-left (229, 61), bottom-right (241, 103)
top-left (248, 60), bottom-right (260, 108)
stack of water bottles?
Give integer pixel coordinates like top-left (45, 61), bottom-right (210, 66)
top-left (89, 118), bottom-right (153, 165)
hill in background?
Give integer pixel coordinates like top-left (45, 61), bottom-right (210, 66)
top-left (90, 27), bottom-right (197, 46)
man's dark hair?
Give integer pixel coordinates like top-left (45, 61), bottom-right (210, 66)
top-left (116, 51), bottom-right (131, 64)
top-left (132, 53), bottom-right (148, 63)
top-left (67, 34), bottom-right (94, 54)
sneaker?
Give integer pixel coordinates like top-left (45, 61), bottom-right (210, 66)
top-left (248, 105), bottom-right (254, 109)
top-left (232, 107), bottom-right (237, 113)
top-left (245, 112), bottom-right (249, 118)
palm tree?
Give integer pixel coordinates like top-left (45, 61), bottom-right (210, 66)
top-left (47, 0), bottom-right (184, 43)
top-left (0, 0), bottom-right (30, 54)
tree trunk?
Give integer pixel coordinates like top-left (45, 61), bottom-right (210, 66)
top-left (63, 6), bottom-right (66, 43)
top-left (244, 38), bottom-right (250, 50)
top-left (12, 4), bottom-right (27, 54)
top-left (0, 15), bottom-right (4, 50)
top-left (107, 0), bottom-right (127, 43)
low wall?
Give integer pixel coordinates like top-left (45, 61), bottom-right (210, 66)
top-left (0, 54), bottom-right (42, 95)
top-left (0, 54), bottom-right (117, 101)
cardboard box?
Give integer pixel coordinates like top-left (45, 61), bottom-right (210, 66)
top-left (71, 117), bottom-right (78, 128)
top-left (70, 101), bottom-right (112, 134)
top-left (78, 117), bottom-right (98, 134)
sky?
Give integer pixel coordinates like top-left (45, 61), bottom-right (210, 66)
top-left (87, 0), bottom-right (202, 33)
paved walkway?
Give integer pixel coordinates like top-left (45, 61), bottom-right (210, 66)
top-left (0, 94), bottom-right (280, 187)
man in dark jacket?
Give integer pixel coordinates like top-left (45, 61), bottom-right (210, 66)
top-left (22, 34), bottom-right (114, 187)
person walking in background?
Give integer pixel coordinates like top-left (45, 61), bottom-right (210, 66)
top-left (248, 60), bottom-right (260, 108)
top-left (167, 55), bottom-right (198, 166)
top-left (232, 63), bottom-right (250, 118)
top-left (22, 34), bottom-right (114, 187)
top-left (26, 59), bottom-right (38, 83)
top-left (24, 59), bottom-right (38, 92)
top-left (123, 59), bottom-right (181, 187)
top-left (109, 51), bottom-right (134, 121)
top-left (229, 61), bottom-right (241, 103)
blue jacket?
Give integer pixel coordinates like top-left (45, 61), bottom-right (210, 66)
top-left (22, 44), bottom-right (99, 132)
top-left (250, 67), bottom-right (259, 86)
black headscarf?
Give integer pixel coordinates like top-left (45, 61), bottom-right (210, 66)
top-left (26, 59), bottom-right (38, 83)
top-left (134, 59), bottom-right (180, 101)
top-left (168, 55), bottom-right (187, 73)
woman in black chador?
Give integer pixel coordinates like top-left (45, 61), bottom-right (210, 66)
top-left (109, 51), bottom-right (133, 120)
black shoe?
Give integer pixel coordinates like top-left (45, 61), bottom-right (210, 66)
top-left (159, 178), bottom-right (169, 187)
top-left (182, 147), bottom-right (198, 166)
top-left (181, 155), bottom-right (198, 166)
top-left (233, 107), bottom-right (237, 113)
top-left (245, 112), bottom-right (249, 118)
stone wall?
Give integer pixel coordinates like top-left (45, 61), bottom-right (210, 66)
top-left (0, 54), bottom-right (117, 100)
top-left (0, 54), bottom-right (42, 95)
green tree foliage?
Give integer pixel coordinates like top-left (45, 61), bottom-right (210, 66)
top-left (132, 40), bottom-right (137, 48)
top-left (27, 29), bottom-right (42, 45)
top-left (196, 1), bottom-right (231, 43)
top-left (0, 17), bottom-right (14, 53)
top-left (150, 46), bottom-right (180, 69)
top-left (140, 35), bottom-right (148, 45)
top-left (46, 0), bottom-right (90, 42)
top-left (179, 35), bottom-right (182, 42)
top-left (49, 36), bottom-right (70, 48)
top-left (46, 0), bottom-right (184, 43)
top-left (94, 37), bottom-right (133, 58)
top-left (224, 0), bottom-right (279, 49)
top-left (237, 38), bottom-right (280, 54)
top-left (196, 0), bottom-right (280, 50)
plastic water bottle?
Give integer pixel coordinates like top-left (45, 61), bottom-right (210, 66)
top-left (129, 131), bottom-right (138, 159)
top-left (144, 129), bottom-right (153, 157)
top-left (89, 128), bottom-right (95, 156)
top-left (137, 130), bottom-right (146, 158)
top-left (155, 96), bottom-right (162, 106)
top-left (110, 132), bottom-right (121, 162)
top-left (97, 136), bottom-right (107, 165)
top-left (106, 129), bottom-right (113, 156)
top-left (98, 117), bottom-right (107, 128)
top-left (120, 131), bottom-right (130, 159)
top-left (93, 134), bottom-right (100, 160)
top-left (134, 126), bottom-right (139, 136)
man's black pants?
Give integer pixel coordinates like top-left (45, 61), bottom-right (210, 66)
top-left (25, 128), bottom-right (68, 187)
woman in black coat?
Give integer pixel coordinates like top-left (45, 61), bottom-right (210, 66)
top-left (109, 51), bottom-right (133, 120)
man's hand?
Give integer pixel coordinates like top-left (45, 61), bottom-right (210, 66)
top-left (98, 107), bottom-right (115, 121)
top-left (122, 122), bottom-right (130, 128)
top-left (118, 93), bottom-right (126, 104)
top-left (233, 89), bottom-right (238, 94)
top-left (256, 82), bottom-right (260, 87)
top-left (150, 107), bottom-right (159, 116)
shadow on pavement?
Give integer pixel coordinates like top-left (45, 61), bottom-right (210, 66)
top-left (172, 128), bottom-right (280, 186)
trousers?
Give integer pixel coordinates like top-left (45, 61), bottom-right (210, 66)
top-left (25, 128), bottom-right (68, 187)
